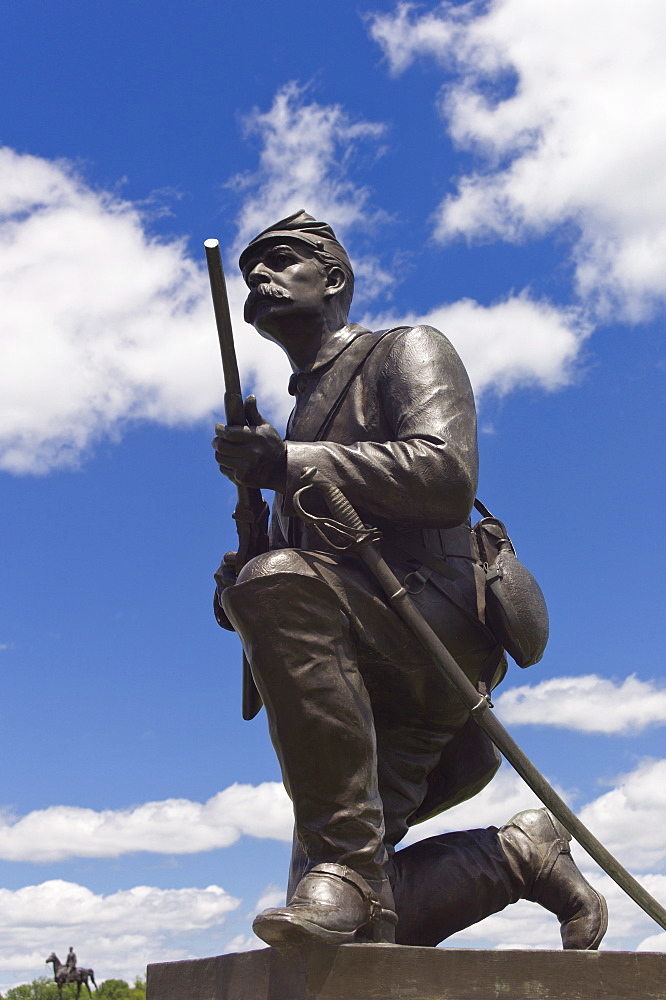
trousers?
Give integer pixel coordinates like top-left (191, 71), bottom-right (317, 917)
top-left (223, 545), bottom-right (500, 886)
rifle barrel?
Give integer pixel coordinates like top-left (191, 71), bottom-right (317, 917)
top-left (204, 239), bottom-right (244, 425)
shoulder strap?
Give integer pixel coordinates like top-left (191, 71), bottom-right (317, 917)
top-left (287, 332), bottom-right (377, 441)
top-left (473, 498), bottom-right (494, 519)
top-left (312, 326), bottom-right (408, 442)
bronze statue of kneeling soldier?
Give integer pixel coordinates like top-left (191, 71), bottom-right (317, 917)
top-left (209, 210), bottom-right (607, 951)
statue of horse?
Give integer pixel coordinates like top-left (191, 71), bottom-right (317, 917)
top-left (46, 953), bottom-right (97, 998)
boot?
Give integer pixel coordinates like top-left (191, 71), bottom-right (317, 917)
top-left (253, 863), bottom-right (398, 949)
top-left (224, 568), bottom-right (388, 880)
top-left (498, 808), bottom-right (608, 949)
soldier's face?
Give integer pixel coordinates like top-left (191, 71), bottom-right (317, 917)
top-left (242, 240), bottom-right (329, 332)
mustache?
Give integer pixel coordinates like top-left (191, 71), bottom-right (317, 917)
top-left (244, 283), bottom-right (293, 317)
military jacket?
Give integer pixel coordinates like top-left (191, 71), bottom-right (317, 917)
top-left (270, 322), bottom-right (502, 822)
top-left (271, 323), bottom-right (479, 591)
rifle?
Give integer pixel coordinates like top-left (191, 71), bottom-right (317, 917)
top-left (204, 238), bottom-right (269, 720)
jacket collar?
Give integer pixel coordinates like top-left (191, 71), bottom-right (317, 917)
top-left (288, 324), bottom-right (370, 394)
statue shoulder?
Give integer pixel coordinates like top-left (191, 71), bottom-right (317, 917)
top-left (382, 322), bottom-right (456, 346)
top-left (376, 323), bottom-right (468, 370)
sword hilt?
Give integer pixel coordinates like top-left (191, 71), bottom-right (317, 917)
top-left (300, 467), bottom-right (365, 532)
top-left (293, 468), bottom-right (380, 552)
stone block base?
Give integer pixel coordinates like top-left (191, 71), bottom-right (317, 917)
top-left (146, 944), bottom-right (666, 1000)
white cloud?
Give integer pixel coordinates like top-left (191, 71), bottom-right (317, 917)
top-left (638, 930), bottom-right (666, 952)
top-left (599, 873), bottom-right (666, 949)
top-left (579, 759), bottom-right (666, 872)
top-left (0, 145), bottom-right (244, 474)
top-left (402, 766), bottom-right (545, 845)
top-left (0, 85), bottom-right (397, 474)
top-left (221, 934), bottom-right (265, 955)
top-left (3, 758), bottom-right (665, 881)
top-left (249, 79), bottom-right (545, 375)
top-left (0, 760), bottom-right (664, 958)
top-left (0, 853), bottom-right (661, 991)
top-left (0, 782), bottom-right (292, 863)
top-left (0, 771), bottom-right (540, 865)
top-left (0, 879), bottom-right (239, 988)
top-left (0, 880), bottom-right (238, 934)
top-left (368, 3), bottom-right (464, 76)
top-left (495, 674), bottom-right (666, 734)
top-left (446, 896), bottom-right (563, 951)
top-left (231, 83), bottom-right (389, 275)
top-left (365, 292), bottom-right (590, 398)
top-left (253, 885), bottom-right (285, 913)
top-left (369, 0), bottom-right (666, 321)
top-left (0, 79), bottom-right (599, 474)
top-left (0, 768), bottom-right (540, 865)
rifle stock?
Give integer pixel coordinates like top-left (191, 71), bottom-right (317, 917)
top-left (204, 239), bottom-right (268, 720)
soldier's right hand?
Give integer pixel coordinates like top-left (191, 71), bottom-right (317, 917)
top-left (213, 551), bottom-right (238, 631)
top-left (214, 550), bottom-right (239, 592)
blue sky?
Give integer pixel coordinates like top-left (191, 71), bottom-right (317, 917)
top-left (1, 0), bottom-right (665, 986)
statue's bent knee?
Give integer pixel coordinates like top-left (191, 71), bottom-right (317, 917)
top-left (235, 548), bottom-right (310, 585)
top-left (223, 549), bottom-right (323, 631)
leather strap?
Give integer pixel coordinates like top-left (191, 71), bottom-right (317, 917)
top-left (476, 643), bottom-right (506, 705)
top-left (308, 863), bottom-right (377, 902)
top-left (313, 327), bottom-right (409, 442)
top-left (286, 327), bottom-right (408, 443)
top-left (391, 537), bottom-right (504, 700)
top-left (396, 538), bottom-right (464, 584)
top-left (473, 497), bottom-right (494, 519)
top-left (420, 567), bottom-right (504, 701)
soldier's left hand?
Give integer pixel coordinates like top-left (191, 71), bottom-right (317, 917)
top-left (212, 395), bottom-right (287, 492)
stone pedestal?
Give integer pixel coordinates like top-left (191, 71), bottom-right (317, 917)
top-left (146, 944), bottom-right (666, 1000)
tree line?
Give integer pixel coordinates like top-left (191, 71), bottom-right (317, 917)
top-left (1, 978), bottom-right (146, 1000)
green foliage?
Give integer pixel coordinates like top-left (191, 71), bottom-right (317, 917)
top-left (94, 980), bottom-right (145, 1000)
top-left (1, 978), bottom-right (76, 1000)
top-left (95, 983), bottom-right (128, 1000)
top-left (1, 977), bottom-right (145, 1000)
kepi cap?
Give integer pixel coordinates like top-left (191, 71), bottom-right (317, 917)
top-left (239, 209), bottom-right (352, 275)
